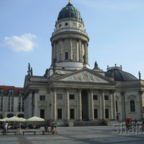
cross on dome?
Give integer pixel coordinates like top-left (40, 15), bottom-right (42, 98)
top-left (69, 0), bottom-right (71, 3)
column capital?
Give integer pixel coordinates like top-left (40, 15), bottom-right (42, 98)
top-left (110, 90), bottom-right (116, 94)
top-left (60, 38), bottom-right (64, 42)
top-left (65, 87), bottom-right (70, 92)
top-left (77, 88), bottom-right (82, 92)
top-left (120, 92), bottom-right (125, 96)
top-left (99, 89), bottom-right (105, 93)
top-left (77, 38), bottom-right (81, 42)
top-left (89, 89), bottom-right (93, 93)
top-left (51, 87), bottom-right (57, 92)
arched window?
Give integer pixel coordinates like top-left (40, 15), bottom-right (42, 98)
top-left (130, 100), bottom-right (135, 112)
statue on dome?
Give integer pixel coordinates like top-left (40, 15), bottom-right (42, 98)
top-left (28, 63), bottom-right (30, 71)
top-left (139, 71), bottom-right (141, 80)
top-left (94, 61), bottom-right (98, 68)
top-left (31, 68), bottom-right (33, 76)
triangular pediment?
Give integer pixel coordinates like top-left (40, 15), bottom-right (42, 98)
top-left (56, 70), bottom-right (112, 83)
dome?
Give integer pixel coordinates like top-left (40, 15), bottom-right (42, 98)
top-left (57, 2), bottom-right (83, 21)
top-left (105, 68), bottom-right (138, 81)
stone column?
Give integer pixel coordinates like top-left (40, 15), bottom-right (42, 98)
top-left (60, 39), bottom-right (63, 61)
top-left (70, 38), bottom-right (72, 60)
top-left (84, 42), bottom-right (88, 64)
top-left (65, 88), bottom-right (70, 120)
top-left (110, 91), bottom-right (114, 120)
top-left (139, 91), bottom-right (144, 120)
top-left (112, 92), bottom-right (116, 120)
top-left (121, 92), bottom-right (126, 121)
top-left (51, 43), bottom-right (53, 65)
top-left (99, 92), bottom-right (102, 119)
top-left (79, 39), bottom-right (82, 62)
top-left (78, 88), bottom-right (82, 121)
top-left (90, 89), bottom-right (94, 121)
top-left (54, 42), bottom-right (56, 59)
top-left (101, 90), bottom-right (105, 120)
top-left (53, 88), bottom-right (57, 121)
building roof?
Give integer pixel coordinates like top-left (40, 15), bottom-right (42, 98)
top-left (57, 2), bottom-right (83, 21)
top-left (105, 68), bottom-right (138, 81)
top-left (0, 85), bottom-right (23, 96)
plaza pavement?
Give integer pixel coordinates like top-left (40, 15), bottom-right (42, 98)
top-left (0, 126), bottom-right (144, 144)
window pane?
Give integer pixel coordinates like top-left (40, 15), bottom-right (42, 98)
top-left (57, 94), bottom-right (62, 99)
top-left (70, 109), bottom-right (74, 119)
top-left (93, 95), bottom-right (98, 100)
top-left (94, 109), bottom-right (98, 118)
top-left (65, 52), bottom-right (68, 60)
top-left (105, 95), bottom-right (109, 100)
top-left (40, 109), bottom-right (45, 119)
top-left (105, 109), bottom-right (109, 118)
top-left (69, 95), bottom-right (75, 99)
top-left (58, 109), bottom-right (62, 119)
top-left (40, 95), bottom-right (45, 101)
top-left (130, 100), bottom-right (135, 112)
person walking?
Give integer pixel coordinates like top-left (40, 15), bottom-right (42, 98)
top-left (4, 122), bottom-right (8, 133)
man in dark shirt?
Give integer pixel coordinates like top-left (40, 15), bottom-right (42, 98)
top-left (44, 125), bottom-right (49, 134)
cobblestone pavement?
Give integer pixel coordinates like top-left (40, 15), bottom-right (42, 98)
top-left (0, 126), bottom-right (144, 144)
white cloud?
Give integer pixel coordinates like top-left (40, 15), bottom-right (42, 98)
top-left (4, 33), bottom-right (37, 52)
top-left (75, 0), bottom-right (143, 10)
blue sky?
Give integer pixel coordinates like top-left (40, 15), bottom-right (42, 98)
top-left (0, 0), bottom-right (144, 87)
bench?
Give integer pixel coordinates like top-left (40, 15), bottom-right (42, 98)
top-left (42, 131), bottom-right (52, 135)
top-left (1, 131), bottom-right (16, 135)
top-left (23, 131), bottom-right (37, 135)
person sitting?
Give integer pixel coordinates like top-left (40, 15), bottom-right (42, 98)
top-left (44, 125), bottom-right (49, 134)
top-left (51, 126), bottom-right (55, 135)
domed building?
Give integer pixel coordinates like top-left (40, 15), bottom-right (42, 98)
top-left (23, 1), bottom-right (144, 125)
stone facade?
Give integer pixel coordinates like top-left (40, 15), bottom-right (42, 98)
top-left (23, 2), bottom-right (144, 125)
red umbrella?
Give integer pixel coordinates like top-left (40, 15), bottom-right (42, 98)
top-left (126, 117), bottom-right (132, 121)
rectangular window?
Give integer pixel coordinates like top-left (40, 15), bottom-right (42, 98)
top-left (94, 109), bottom-right (98, 118)
top-left (105, 95), bottom-right (109, 100)
top-left (93, 95), bottom-right (98, 100)
top-left (40, 95), bottom-right (45, 101)
top-left (57, 94), bottom-right (62, 99)
top-left (69, 94), bottom-right (75, 100)
top-left (65, 52), bottom-right (68, 60)
top-left (0, 96), bottom-right (3, 111)
top-left (105, 109), bottom-right (109, 118)
top-left (58, 109), bottom-right (62, 119)
top-left (0, 89), bottom-right (3, 92)
top-left (40, 109), bottom-right (45, 119)
top-left (70, 109), bottom-right (74, 119)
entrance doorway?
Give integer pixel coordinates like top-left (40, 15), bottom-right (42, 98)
top-left (81, 90), bottom-right (88, 121)
top-left (40, 109), bottom-right (45, 119)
